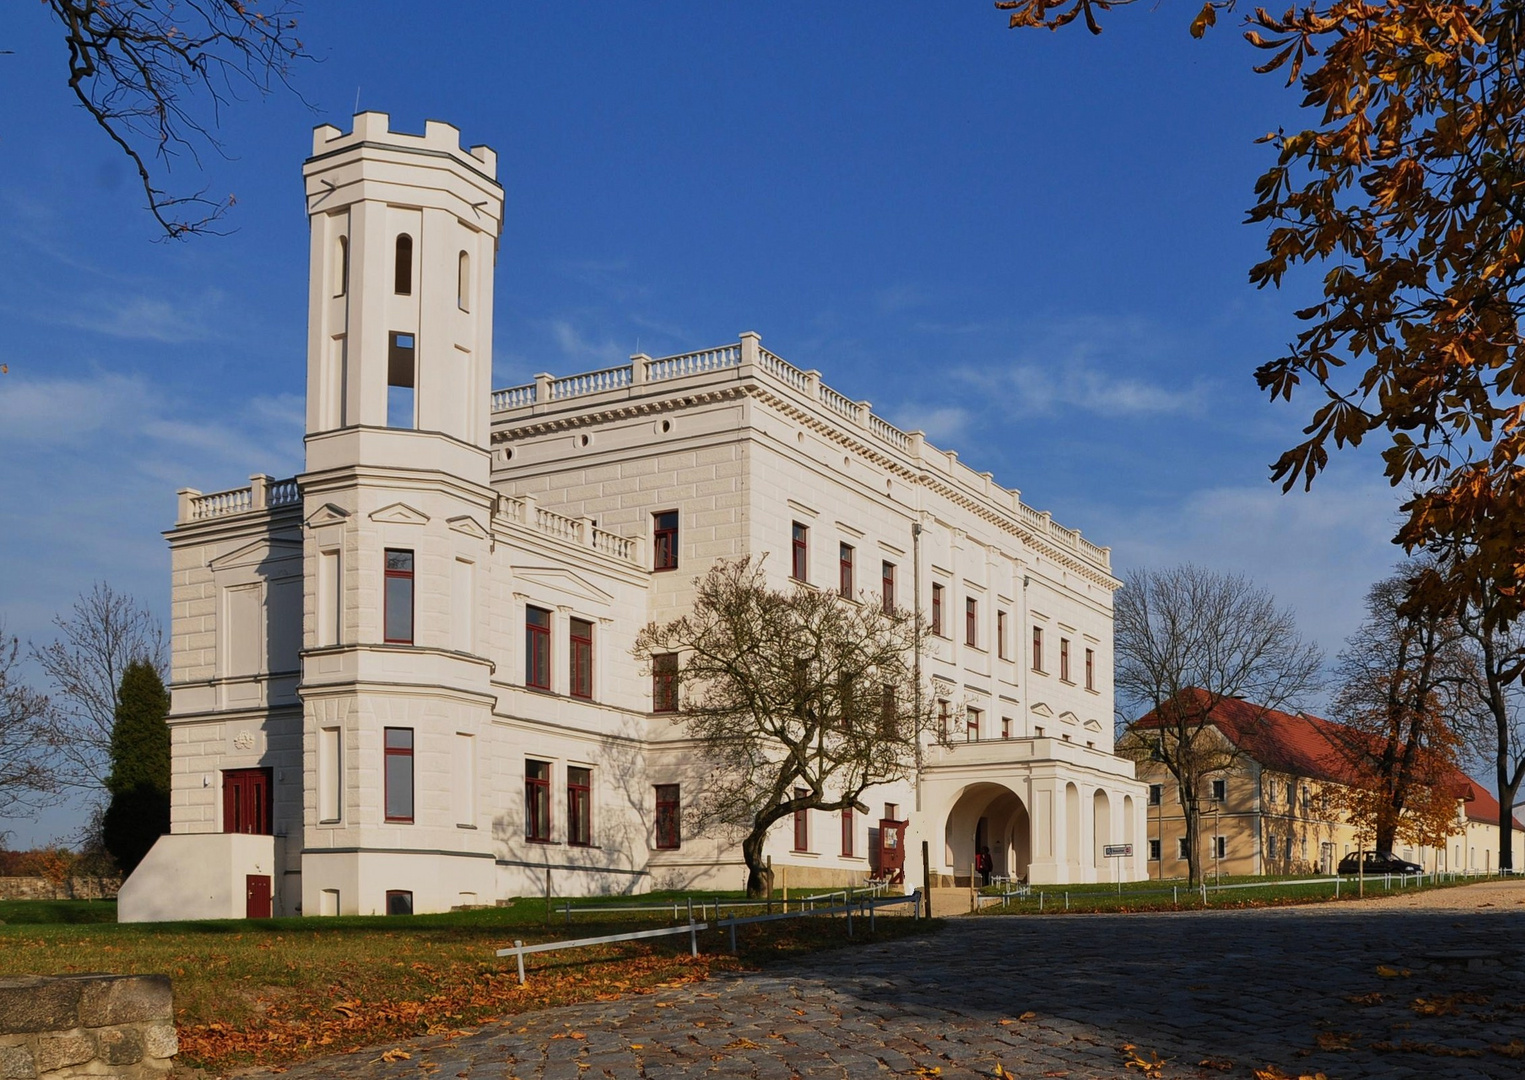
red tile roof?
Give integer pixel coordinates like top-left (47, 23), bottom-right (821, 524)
top-left (1134, 689), bottom-right (1523, 830)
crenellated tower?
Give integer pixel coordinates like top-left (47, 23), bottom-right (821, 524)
top-left (296, 114), bottom-right (504, 915)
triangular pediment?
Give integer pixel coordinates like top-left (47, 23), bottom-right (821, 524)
top-left (369, 502), bottom-right (429, 525)
top-left (447, 514), bottom-right (490, 540)
top-left (1029, 702), bottom-right (1054, 718)
top-left (512, 565), bottom-right (613, 604)
top-left (304, 503), bottom-right (350, 528)
top-left (1082, 717), bottom-right (1103, 732)
top-left (209, 537), bottom-right (303, 572)
top-left (1059, 710), bottom-right (1079, 725)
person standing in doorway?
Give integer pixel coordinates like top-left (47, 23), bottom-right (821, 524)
top-left (976, 846), bottom-right (993, 887)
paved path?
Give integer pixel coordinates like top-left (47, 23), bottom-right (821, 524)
top-left (254, 882), bottom-right (1525, 1080)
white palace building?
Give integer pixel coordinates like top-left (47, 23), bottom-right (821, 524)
top-left (119, 113), bottom-right (1147, 920)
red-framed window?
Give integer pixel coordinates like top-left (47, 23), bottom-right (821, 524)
top-left (791, 522), bottom-right (809, 581)
top-left (525, 606), bottom-right (551, 690)
top-left (792, 788), bottom-right (810, 852)
top-left (653, 653), bottom-right (679, 713)
top-left (841, 806), bottom-right (855, 858)
top-left (839, 543), bottom-right (854, 598)
top-left (967, 706), bottom-right (981, 742)
top-left (966, 598), bottom-right (978, 647)
top-left (655, 784), bottom-right (681, 849)
top-left (525, 759), bottom-right (551, 841)
top-left (567, 765), bottom-right (592, 847)
top-left (384, 727), bottom-right (414, 823)
top-left (653, 511), bottom-right (679, 571)
top-left (570, 617), bottom-right (593, 700)
top-left (1032, 626), bottom-right (1044, 672)
top-left (385, 890), bottom-right (413, 916)
top-left (881, 561), bottom-right (895, 615)
top-left (384, 550), bottom-right (414, 644)
top-left (997, 611), bottom-right (1008, 659)
top-left (1085, 647), bottom-right (1095, 690)
top-left (931, 583), bottom-right (944, 636)
top-left (1060, 638), bottom-right (1071, 682)
top-left (1002, 716), bottom-right (1012, 739)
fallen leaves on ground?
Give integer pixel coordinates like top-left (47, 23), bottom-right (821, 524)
top-left (1120, 1043), bottom-right (1167, 1077)
top-left (1492, 1039), bottom-right (1525, 1057)
top-left (1314, 1031), bottom-right (1355, 1051)
top-left (1197, 1058), bottom-right (1233, 1071)
top-left (1344, 992), bottom-right (1383, 1006)
top-left (379, 1049), bottom-right (411, 1062)
top-left (1252, 1068), bottom-right (1327, 1080)
top-left (991, 1064), bottom-right (1015, 1079)
top-left (1375, 964), bottom-right (1411, 978)
top-left (998, 1011), bottom-right (1037, 1024)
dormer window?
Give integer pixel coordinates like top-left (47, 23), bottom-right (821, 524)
top-left (394, 234), bottom-right (413, 295)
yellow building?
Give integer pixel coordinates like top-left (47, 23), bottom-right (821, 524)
top-left (1130, 696), bottom-right (1523, 879)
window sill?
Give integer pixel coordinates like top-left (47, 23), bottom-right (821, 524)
top-left (525, 837), bottom-right (557, 845)
top-left (384, 818), bottom-right (414, 825)
top-left (654, 565), bottom-right (679, 573)
top-left (567, 841), bottom-right (596, 849)
top-left (457, 823), bottom-right (478, 830)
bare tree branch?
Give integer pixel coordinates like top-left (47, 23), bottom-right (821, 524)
top-left (30, 583), bottom-right (164, 794)
top-left (0, 620), bottom-right (60, 822)
top-left (45, 0), bottom-right (314, 239)
top-left (634, 558), bottom-right (945, 897)
top-left (1115, 564), bottom-right (1322, 885)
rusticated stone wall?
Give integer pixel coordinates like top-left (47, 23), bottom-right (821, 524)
top-left (0, 877), bottom-right (119, 902)
top-left (0, 974), bottom-right (175, 1079)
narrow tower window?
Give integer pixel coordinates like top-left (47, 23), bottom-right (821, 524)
top-left (457, 250), bottom-right (471, 312)
top-left (387, 332), bottom-right (416, 429)
top-left (334, 234), bottom-right (349, 297)
top-left (394, 234), bottom-right (413, 295)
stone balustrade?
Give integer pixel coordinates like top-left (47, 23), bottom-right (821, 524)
top-left (0, 974), bottom-right (176, 1080)
top-left (490, 336), bottom-right (1111, 572)
top-left (177, 473), bottom-right (301, 524)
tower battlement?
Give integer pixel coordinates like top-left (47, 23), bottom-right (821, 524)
top-left (310, 111), bottom-right (497, 177)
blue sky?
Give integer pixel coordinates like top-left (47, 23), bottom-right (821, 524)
top-left (0, 3), bottom-right (1407, 844)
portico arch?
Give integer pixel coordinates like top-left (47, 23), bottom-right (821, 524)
top-left (1092, 788), bottom-right (1111, 869)
top-left (943, 782), bottom-right (1030, 885)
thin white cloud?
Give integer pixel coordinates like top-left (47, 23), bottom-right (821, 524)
top-left (62, 294), bottom-right (223, 344)
top-left (548, 318), bottom-right (629, 368)
top-left (961, 359), bottom-right (1207, 418)
top-left (0, 371), bottom-right (152, 442)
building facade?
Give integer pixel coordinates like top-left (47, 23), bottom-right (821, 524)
top-left (118, 114), bottom-right (1146, 921)
top-left (1132, 696), bottom-right (1524, 879)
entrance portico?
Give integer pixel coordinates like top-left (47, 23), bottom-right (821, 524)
top-left (920, 736), bottom-right (1148, 886)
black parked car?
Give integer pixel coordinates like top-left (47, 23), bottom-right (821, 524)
top-left (1337, 850), bottom-right (1423, 875)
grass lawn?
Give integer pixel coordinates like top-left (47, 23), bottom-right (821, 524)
top-left (0, 892), bottom-right (932, 1074)
top-left (976, 871), bottom-right (1502, 914)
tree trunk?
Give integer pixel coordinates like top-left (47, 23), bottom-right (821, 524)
top-left (1374, 816), bottom-right (1398, 855)
top-left (1182, 802), bottom-right (1201, 887)
top-left (741, 825), bottom-right (775, 899)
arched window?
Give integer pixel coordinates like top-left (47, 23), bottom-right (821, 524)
top-left (457, 250), bottom-right (470, 312)
top-left (394, 234), bottom-right (413, 296)
top-left (334, 235), bottom-right (349, 297)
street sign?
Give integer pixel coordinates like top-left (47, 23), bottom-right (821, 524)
top-left (1103, 844), bottom-right (1133, 858)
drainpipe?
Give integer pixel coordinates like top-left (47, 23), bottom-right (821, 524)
top-left (913, 520), bottom-right (923, 813)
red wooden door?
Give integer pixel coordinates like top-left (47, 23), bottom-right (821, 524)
top-left (223, 768), bottom-right (273, 834)
top-left (878, 818), bottom-right (906, 884)
top-left (245, 874), bottom-right (272, 919)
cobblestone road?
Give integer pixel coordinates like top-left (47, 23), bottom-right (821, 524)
top-left (254, 882), bottom-right (1525, 1080)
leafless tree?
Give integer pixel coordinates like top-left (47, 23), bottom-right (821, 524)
top-left (1449, 571), bottom-right (1525, 873)
top-left (31, 583), bottom-right (164, 794)
top-left (0, 620), bottom-right (59, 821)
top-left (1115, 565), bottom-right (1322, 885)
top-left (41, 0), bottom-right (313, 238)
top-left (634, 558), bottom-right (943, 897)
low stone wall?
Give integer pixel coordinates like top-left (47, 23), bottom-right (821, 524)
top-left (0, 877), bottom-right (120, 902)
top-left (0, 974), bottom-right (176, 1079)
